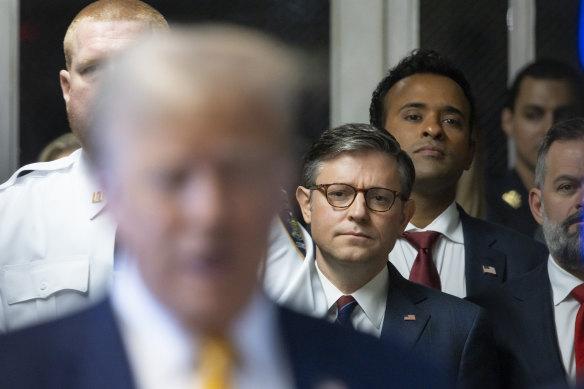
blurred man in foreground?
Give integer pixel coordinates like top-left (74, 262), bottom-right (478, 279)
top-left (0, 26), bottom-right (444, 389)
top-left (0, 0), bottom-right (168, 332)
top-left (471, 118), bottom-right (584, 388)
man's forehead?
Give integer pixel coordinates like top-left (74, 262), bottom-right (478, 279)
top-left (516, 77), bottom-right (576, 104)
top-left (385, 73), bottom-right (470, 114)
top-left (546, 140), bottom-right (584, 176)
top-left (71, 19), bottom-right (149, 60)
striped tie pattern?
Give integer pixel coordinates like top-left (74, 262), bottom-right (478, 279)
top-left (336, 295), bottom-right (357, 330)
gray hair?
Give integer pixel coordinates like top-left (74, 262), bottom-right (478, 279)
top-left (88, 24), bottom-right (301, 172)
top-left (535, 118), bottom-right (584, 188)
top-left (302, 123), bottom-right (415, 199)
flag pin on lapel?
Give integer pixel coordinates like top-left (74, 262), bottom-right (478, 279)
top-left (482, 265), bottom-right (497, 275)
top-left (92, 191), bottom-right (103, 203)
top-left (404, 314), bottom-right (416, 321)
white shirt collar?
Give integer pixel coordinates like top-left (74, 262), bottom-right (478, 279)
top-left (112, 255), bottom-right (293, 389)
top-left (314, 261), bottom-right (388, 330)
top-left (405, 201), bottom-right (463, 244)
top-left (548, 255), bottom-right (584, 306)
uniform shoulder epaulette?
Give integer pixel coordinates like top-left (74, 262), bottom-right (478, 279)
top-left (0, 151), bottom-right (79, 191)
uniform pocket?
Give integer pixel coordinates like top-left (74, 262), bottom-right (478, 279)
top-left (3, 256), bottom-right (89, 304)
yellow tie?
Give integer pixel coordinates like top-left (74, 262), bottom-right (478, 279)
top-left (198, 336), bottom-right (235, 389)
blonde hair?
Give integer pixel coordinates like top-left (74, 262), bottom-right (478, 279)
top-left (63, 0), bottom-right (168, 70)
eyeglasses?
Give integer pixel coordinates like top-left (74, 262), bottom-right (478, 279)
top-left (310, 183), bottom-right (405, 212)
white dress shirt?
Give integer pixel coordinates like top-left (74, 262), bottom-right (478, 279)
top-left (265, 250), bottom-right (388, 338)
top-left (389, 202), bottom-right (466, 298)
top-left (548, 256), bottom-right (584, 384)
top-left (316, 261), bottom-right (388, 337)
top-left (0, 149), bottom-right (116, 332)
top-left (112, 257), bottom-right (294, 389)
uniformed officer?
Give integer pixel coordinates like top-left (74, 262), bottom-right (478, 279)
top-left (487, 59), bottom-right (584, 238)
top-left (0, 0), bottom-right (169, 332)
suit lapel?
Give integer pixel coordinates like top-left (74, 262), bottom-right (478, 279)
top-left (381, 263), bottom-right (430, 350)
top-left (507, 265), bottom-right (566, 384)
top-left (72, 299), bottom-right (137, 389)
top-left (459, 205), bottom-right (506, 295)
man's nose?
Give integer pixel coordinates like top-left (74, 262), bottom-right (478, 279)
top-left (182, 171), bottom-right (228, 228)
top-left (347, 192), bottom-right (369, 221)
top-left (422, 115), bottom-right (444, 140)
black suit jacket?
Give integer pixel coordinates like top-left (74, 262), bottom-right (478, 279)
top-left (0, 297), bottom-right (448, 389)
top-left (383, 262), bottom-right (500, 388)
top-left (468, 263), bottom-right (568, 388)
top-left (458, 205), bottom-right (548, 295)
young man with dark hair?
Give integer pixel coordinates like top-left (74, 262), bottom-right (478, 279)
top-left (488, 58), bottom-right (584, 238)
top-left (369, 49), bottom-right (547, 298)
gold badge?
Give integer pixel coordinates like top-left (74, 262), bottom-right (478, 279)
top-left (92, 191), bottom-right (103, 203)
top-left (502, 190), bottom-right (521, 209)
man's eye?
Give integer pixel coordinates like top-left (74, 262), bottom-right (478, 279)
top-left (443, 118), bottom-right (461, 127)
top-left (558, 183), bottom-right (575, 192)
top-left (404, 114), bottom-right (422, 121)
top-left (523, 109), bottom-right (543, 121)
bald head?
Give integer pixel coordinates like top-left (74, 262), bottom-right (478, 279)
top-left (64, 0), bottom-right (168, 70)
top-left (91, 25), bottom-right (300, 334)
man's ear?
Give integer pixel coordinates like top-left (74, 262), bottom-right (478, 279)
top-left (501, 107), bottom-right (514, 138)
top-left (296, 186), bottom-right (312, 225)
top-left (400, 199), bottom-right (415, 233)
top-left (59, 69), bottom-right (71, 104)
top-left (529, 188), bottom-right (544, 226)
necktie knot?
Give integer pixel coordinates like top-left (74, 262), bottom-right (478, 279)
top-left (336, 295), bottom-right (357, 330)
top-left (198, 336), bottom-right (236, 389)
top-left (402, 230), bottom-right (442, 251)
top-left (572, 284), bottom-right (584, 304)
top-left (402, 231), bottom-right (442, 290)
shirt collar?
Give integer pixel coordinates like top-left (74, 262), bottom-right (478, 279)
top-left (315, 261), bottom-right (388, 330)
top-left (405, 201), bottom-right (463, 244)
top-left (547, 255), bottom-right (584, 306)
top-left (112, 254), bottom-right (288, 387)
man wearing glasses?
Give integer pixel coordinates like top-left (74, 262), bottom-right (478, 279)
top-left (265, 123), bottom-right (499, 388)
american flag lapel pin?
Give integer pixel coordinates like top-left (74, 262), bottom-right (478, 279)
top-left (482, 265), bottom-right (497, 275)
top-left (404, 314), bottom-right (416, 321)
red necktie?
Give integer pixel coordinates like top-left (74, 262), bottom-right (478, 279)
top-left (571, 284), bottom-right (584, 382)
top-left (402, 231), bottom-right (442, 290)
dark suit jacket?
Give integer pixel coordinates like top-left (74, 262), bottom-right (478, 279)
top-left (0, 297), bottom-right (448, 389)
top-left (458, 205), bottom-right (548, 295)
top-left (468, 263), bottom-right (569, 388)
top-left (383, 262), bottom-right (500, 388)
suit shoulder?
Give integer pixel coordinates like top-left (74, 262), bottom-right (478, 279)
top-left (0, 151), bottom-right (79, 191)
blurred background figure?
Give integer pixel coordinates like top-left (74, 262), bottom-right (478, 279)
top-left (0, 25), bottom-right (441, 389)
top-left (487, 59), bottom-right (584, 238)
top-left (38, 133), bottom-right (81, 162)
